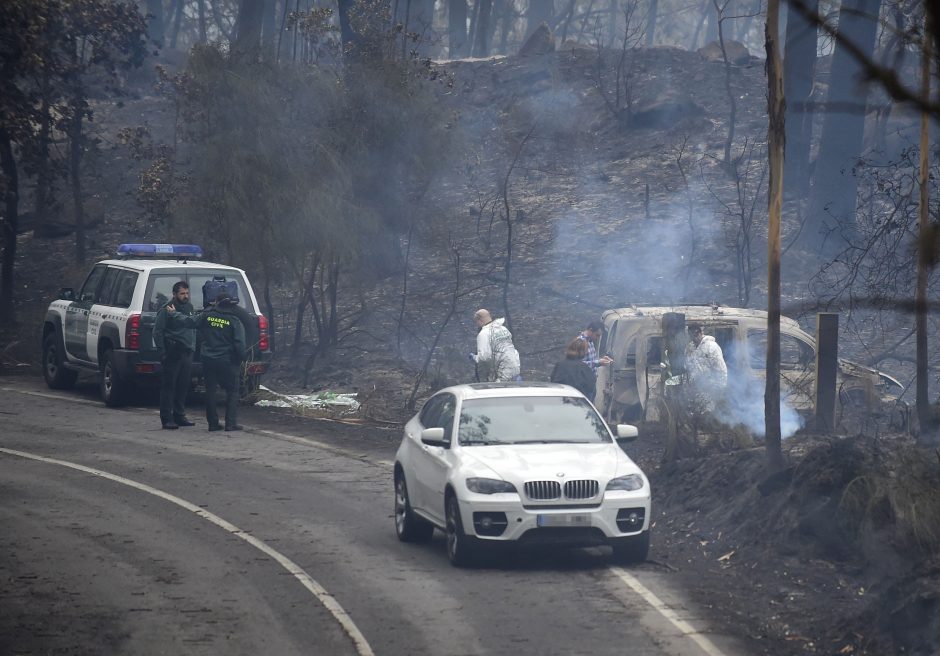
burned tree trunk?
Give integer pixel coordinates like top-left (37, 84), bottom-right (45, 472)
top-left (0, 128), bottom-right (18, 324)
top-left (806, 0), bottom-right (882, 250)
top-left (714, 0), bottom-right (737, 168)
top-left (261, 0), bottom-right (277, 60)
top-left (68, 95), bottom-right (86, 265)
top-left (146, 0), bottom-right (166, 47)
top-left (916, 19), bottom-right (932, 437)
top-left (198, 0), bottom-right (208, 42)
top-left (646, 0), bottom-right (658, 45)
top-left (765, 0), bottom-right (785, 469)
top-left (472, 0), bottom-right (494, 57)
top-left (170, 0), bottom-right (186, 48)
top-left (783, 0), bottom-right (817, 198)
top-left (232, 0), bottom-right (264, 62)
top-left (449, 0), bottom-right (469, 57)
top-left (35, 69), bottom-right (54, 230)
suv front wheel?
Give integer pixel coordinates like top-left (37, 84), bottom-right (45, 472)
top-left (611, 530), bottom-right (650, 564)
top-left (99, 349), bottom-right (131, 407)
top-left (43, 332), bottom-right (78, 390)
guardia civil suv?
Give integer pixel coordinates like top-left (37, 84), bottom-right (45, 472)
top-left (41, 244), bottom-right (271, 406)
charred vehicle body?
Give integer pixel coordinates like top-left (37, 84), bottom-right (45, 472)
top-left (594, 305), bottom-right (908, 432)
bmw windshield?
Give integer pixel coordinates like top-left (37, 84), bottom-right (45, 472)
top-left (457, 396), bottom-right (612, 446)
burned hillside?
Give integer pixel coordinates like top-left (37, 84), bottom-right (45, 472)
top-left (2, 9), bottom-right (939, 654)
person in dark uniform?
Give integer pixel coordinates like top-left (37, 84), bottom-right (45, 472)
top-left (154, 281), bottom-right (198, 430)
top-left (198, 291), bottom-right (246, 432)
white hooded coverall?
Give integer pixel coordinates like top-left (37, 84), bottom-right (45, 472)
top-left (472, 318), bottom-right (521, 382)
top-left (684, 335), bottom-right (728, 413)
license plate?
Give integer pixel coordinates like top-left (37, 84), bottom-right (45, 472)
top-left (537, 513), bottom-right (591, 527)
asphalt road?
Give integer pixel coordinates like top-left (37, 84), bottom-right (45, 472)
top-left (1, 376), bottom-right (746, 656)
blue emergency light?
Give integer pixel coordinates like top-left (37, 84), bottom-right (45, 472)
top-left (116, 244), bottom-right (204, 259)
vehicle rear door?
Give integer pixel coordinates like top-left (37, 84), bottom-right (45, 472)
top-left (141, 270), bottom-right (186, 359)
top-left (185, 269), bottom-right (259, 360)
top-left (85, 266), bottom-right (123, 365)
top-left (64, 264), bottom-right (107, 362)
top-left (91, 268), bottom-right (140, 361)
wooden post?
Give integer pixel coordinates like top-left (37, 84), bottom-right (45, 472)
top-left (661, 312), bottom-right (687, 463)
top-left (814, 313), bottom-right (839, 432)
top-left (662, 312), bottom-right (687, 376)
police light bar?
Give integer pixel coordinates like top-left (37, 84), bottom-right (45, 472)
top-left (117, 244), bottom-right (204, 258)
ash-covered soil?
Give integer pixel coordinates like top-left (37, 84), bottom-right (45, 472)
top-left (625, 427), bottom-right (940, 655)
top-left (2, 40), bottom-right (938, 656)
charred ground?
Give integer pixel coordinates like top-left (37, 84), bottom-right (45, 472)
top-left (2, 41), bottom-right (939, 656)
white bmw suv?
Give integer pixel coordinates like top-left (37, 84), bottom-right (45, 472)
top-left (394, 382), bottom-right (651, 566)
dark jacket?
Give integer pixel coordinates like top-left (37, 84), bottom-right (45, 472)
top-left (154, 300), bottom-right (197, 355)
top-left (550, 358), bottom-right (596, 400)
top-left (198, 304), bottom-right (246, 362)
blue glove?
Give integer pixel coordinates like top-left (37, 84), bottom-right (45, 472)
top-left (468, 353), bottom-right (476, 362)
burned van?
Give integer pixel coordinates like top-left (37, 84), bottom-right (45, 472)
top-left (594, 305), bottom-right (908, 431)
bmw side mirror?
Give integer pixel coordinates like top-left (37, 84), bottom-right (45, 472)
top-left (616, 424), bottom-right (639, 442)
top-left (420, 427), bottom-right (449, 447)
top-left (59, 287), bottom-right (75, 301)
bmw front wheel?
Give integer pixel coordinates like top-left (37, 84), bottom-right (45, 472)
top-left (394, 473), bottom-right (433, 543)
top-left (611, 530), bottom-right (650, 564)
top-left (445, 495), bottom-right (479, 567)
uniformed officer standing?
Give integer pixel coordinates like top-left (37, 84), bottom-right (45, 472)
top-left (154, 281), bottom-right (198, 430)
top-left (198, 291), bottom-right (246, 432)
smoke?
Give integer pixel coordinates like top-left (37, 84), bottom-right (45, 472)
top-left (547, 196), bottom-right (724, 306)
top-left (723, 367), bottom-right (804, 439)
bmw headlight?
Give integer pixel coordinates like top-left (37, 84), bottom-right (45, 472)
top-left (466, 478), bottom-right (517, 494)
top-left (605, 474), bottom-right (645, 491)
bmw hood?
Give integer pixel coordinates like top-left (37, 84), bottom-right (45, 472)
top-left (460, 443), bottom-right (635, 482)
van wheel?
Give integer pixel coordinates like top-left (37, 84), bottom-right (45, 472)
top-left (43, 333), bottom-right (77, 390)
top-left (100, 349), bottom-right (130, 407)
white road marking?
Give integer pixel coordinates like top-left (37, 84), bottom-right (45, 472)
top-left (0, 447), bottom-right (375, 656)
top-left (0, 386), bottom-right (102, 407)
top-left (254, 428), bottom-right (395, 469)
top-left (610, 567), bottom-right (728, 656)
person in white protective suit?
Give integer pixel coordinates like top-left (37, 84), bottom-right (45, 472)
top-left (469, 309), bottom-right (521, 382)
top-left (684, 324), bottom-right (728, 414)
